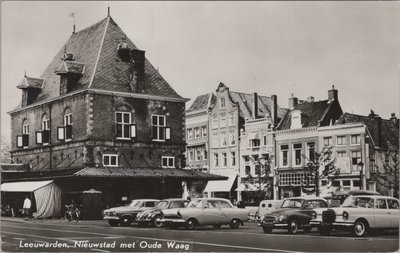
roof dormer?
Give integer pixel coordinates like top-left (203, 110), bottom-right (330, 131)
top-left (55, 56), bottom-right (85, 95)
top-left (17, 75), bottom-right (44, 107)
top-left (290, 110), bottom-right (302, 129)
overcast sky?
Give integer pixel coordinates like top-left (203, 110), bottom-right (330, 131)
top-left (1, 1), bottom-right (399, 142)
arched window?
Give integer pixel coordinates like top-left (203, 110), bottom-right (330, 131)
top-left (17, 119), bottom-right (29, 148)
top-left (41, 114), bottom-right (50, 144)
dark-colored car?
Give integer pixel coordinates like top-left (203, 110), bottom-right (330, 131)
top-left (135, 198), bottom-right (189, 227)
top-left (330, 190), bottom-right (380, 207)
top-left (258, 196), bottom-right (329, 234)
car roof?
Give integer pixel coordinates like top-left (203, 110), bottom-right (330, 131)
top-left (350, 195), bottom-right (398, 200)
top-left (333, 190), bottom-right (380, 196)
top-left (160, 198), bottom-right (189, 202)
top-left (192, 198), bottom-right (231, 202)
top-left (286, 196), bottom-right (327, 201)
top-left (131, 199), bottom-right (160, 202)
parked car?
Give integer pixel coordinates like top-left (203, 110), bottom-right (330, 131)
top-left (330, 190), bottom-right (380, 207)
top-left (258, 196), bottom-right (329, 234)
top-left (103, 199), bottom-right (159, 226)
top-left (310, 195), bottom-right (399, 237)
top-left (160, 198), bottom-right (250, 229)
top-left (136, 198), bottom-right (189, 227)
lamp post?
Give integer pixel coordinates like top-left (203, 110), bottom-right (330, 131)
top-left (358, 162), bottom-right (364, 190)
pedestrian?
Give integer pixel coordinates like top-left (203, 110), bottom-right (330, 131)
top-left (23, 195), bottom-right (31, 221)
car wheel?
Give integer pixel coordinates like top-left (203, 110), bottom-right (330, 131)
top-left (153, 215), bottom-right (164, 228)
top-left (185, 218), bottom-right (197, 230)
top-left (120, 216), bottom-right (133, 226)
top-left (288, 219), bottom-right (299, 234)
top-left (262, 226), bottom-right (273, 234)
top-left (108, 220), bottom-right (119, 227)
top-left (318, 226), bottom-right (331, 236)
top-left (229, 219), bottom-right (240, 229)
top-left (353, 219), bottom-right (369, 237)
top-left (303, 226), bottom-right (312, 233)
top-left (213, 224), bottom-right (221, 229)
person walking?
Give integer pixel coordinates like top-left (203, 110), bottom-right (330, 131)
top-left (23, 195), bottom-right (31, 221)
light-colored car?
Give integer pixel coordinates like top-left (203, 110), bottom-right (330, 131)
top-left (136, 198), bottom-right (189, 227)
top-left (160, 198), bottom-right (250, 229)
top-left (103, 199), bottom-right (159, 226)
top-left (310, 195), bottom-right (399, 237)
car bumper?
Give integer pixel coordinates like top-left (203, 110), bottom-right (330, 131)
top-left (103, 216), bottom-right (120, 220)
top-left (258, 222), bottom-right (289, 228)
top-left (310, 221), bottom-right (354, 227)
top-left (160, 218), bottom-right (186, 224)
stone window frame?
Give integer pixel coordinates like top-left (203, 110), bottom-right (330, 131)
top-left (115, 111), bottom-right (132, 140)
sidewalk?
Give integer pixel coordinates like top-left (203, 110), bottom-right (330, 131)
top-left (1, 216), bottom-right (105, 225)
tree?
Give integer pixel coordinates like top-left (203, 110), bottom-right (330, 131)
top-left (372, 147), bottom-right (399, 198)
top-left (301, 146), bottom-right (340, 197)
top-left (243, 155), bottom-right (274, 202)
top-left (1, 136), bottom-right (11, 163)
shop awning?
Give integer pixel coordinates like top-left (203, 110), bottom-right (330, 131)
top-left (203, 174), bottom-right (237, 193)
top-left (236, 183), bottom-right (267, 191)
top-left (247, 132), bottom-right (259, 140)
top-left (73, 167), bottom-right (226, 180)
top-left (1, 180), bottom-right (53, 192)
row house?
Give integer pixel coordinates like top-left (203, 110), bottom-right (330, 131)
top-left (3, 13), bottom-right (222, 218)
top-left (187, 83), bottom-right (287, 201)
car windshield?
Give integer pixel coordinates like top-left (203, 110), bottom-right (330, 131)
top-left (156, 201), bottom-right (169, 209)
top-left (187, 200), bottom-right (203, 208)
top-left (342, 196), bottom-right (374, 208)
top-left (128, 200), bottom-right (142, 208)
top-left (281, 199), bottom-right (303, 208)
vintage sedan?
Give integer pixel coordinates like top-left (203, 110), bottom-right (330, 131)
top-left (160, 198), bottom-right (249, 229)
top-left (136, 198), bottom-right (189, 227)
top-left (310, 195), bottom-right (399, 237)
top-left (258, 196), bottom-right (329, 234)
top-left (103, 199), bottom-right (159, 226)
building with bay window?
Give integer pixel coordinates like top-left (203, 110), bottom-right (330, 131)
top-left (3, 13), bottom-right (222, 218)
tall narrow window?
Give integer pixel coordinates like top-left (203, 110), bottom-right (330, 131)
top-left (116, 111), bottom-right (131, 139)
top-left (293, 143), bottom-right (302, 166)
top-left (212, 133), bottom-right (219, 148)
top-left (351, 135), bottom-right (361, 144)
top-left (323, 137), bottom-right (332, 146)
top-left (280, 144), bottom-right (289, 167)
top-left (337, 136), bottom-right (346, 146)
top-left (220, 114), bottom-right (226, 127)
top-left (41, 115), bottom-right (50, 145)
top-left (222, 153), bottom-right (227, 167)
top-left (64, 113), bottom-right (72, 141)
top-left (194, 127), bottom-right (200, 138)
top-left (220, 98), bottom-right (226, 109)
top-left (18, 120), bottom-right (30, 148)
top-left (306, 142), bottom-right (315, 161)
top-left (187, 128), bottom-right (193, 139)
top-left (201, 126), bottom-right (207, 137)
top-left (152, 115), bottom-right (166, 141)
top-left (221, 132), bottom-right (227, 147)
top-left (351, 151), bottom-right (362, 172)
top-left (213, 153), bottom-right (219, 167)
top-left (231, 152), bottom-right (236, 166)
top-left (229, 113), bottom-right (235, 126)
top-left (211, 115), bottom-right (218, 129)
top-left (229, 131), bottom-right (235, 145)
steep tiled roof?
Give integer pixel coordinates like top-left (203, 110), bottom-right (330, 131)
top-left (277, 100), bottom-right (336, 130)
top-left (17, 76), bottom-right (44, 89)
top-left (55, 61), bottom-right (85, 75)
top-left (13, 16), bottom-right (182, 110)
top-left (228, 91), bottom-right (287, 120)
top-left (187, 93), bottom-right (216, 113)
top-left (336, 113), bottom-right (399, 149)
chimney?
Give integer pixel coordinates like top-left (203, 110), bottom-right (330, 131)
top-left (271, 95), bottom-right (278, 125)
top-left (252, 92), bottom-right (258, 119)
top-left (328, 85), bottom-right (338, 102)
top-left (369, 110), bottom-right (382, 147)
top-left (129, 49), bottom-right (146, 93)
top-left (390, 113), bottom-right (399, 127)
top-left (288, 93), bottom-right (298, 108)
top-left (307, 96), bottom-right (315, 103)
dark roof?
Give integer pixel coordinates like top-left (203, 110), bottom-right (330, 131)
top-left (0, 163), bottom-right (29, 172)
top-left (13, 16), bottom-right (182, 110)
top-left (55, 61), bottom-right (85, 75)
top-left (277, 100), bottom-right (335, 130)
top-left (229, 91), bottom-right (287, 120)
top-left (336, 113), bottom-right (399, 149)
top-left (74, 167), bottom-right (227, 180)
top-left (187, 93), bottom-right (216, 113)
top-left (17, 76), bottom-right (44, 89)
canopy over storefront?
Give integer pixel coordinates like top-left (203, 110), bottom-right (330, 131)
top-left (204, 174), bottom-right (237, 193)
top-left (1, 180), bottom-right (61, 218)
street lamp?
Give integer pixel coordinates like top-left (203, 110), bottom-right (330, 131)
top-left (357, 162), bottom-right (364, 190)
